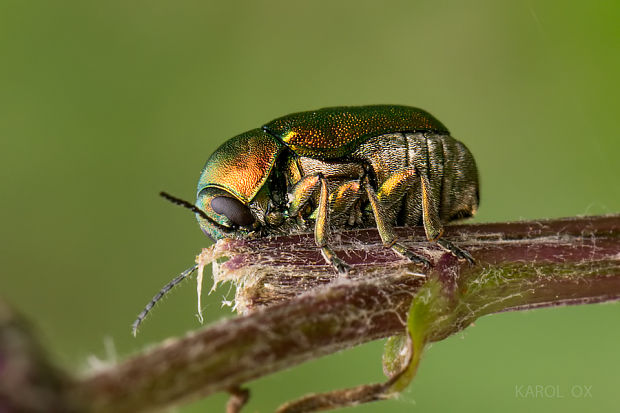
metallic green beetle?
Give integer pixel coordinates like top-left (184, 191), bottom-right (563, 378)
top-left (194, 104), bottom-right (478, 272)
top-left (133, 105), bottom-right (479, 334)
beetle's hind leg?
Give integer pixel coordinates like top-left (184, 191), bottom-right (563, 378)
top-left (364, 176), bottom-right (430, 267)
top-left (437, 238), bottom-right (475, 264)
top-left (418, 173), bottom-right (476, 264)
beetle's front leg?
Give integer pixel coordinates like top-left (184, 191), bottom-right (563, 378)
top-left (288, 174), bottom-right (321, 218)
top-left (364, 177), bottom-right (430, 266)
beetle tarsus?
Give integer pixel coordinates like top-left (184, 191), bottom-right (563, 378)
top-left (437, 238), bottom-right (475, 265)
top-left (321, 246), bottom-right (351, 275)
top-left (334, 259), bottom-right (351, 275)
top-left (391, 242), bottom-right (431, 267)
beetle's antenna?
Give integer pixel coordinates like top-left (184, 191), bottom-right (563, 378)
top-left (160, 191), bottom-right (210, 220)
top-left (131, 264), bottom-right (198, 337)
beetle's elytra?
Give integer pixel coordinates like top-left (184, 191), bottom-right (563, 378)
top-left (132, 105), bottom-right (479, 335)
top-left (196, 105), bottom-right (479, 272)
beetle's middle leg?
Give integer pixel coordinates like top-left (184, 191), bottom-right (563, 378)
top-left (289, 174), bottom-right (351, 274)
top-left (364, 175), bottom-right (430, 266)
top-left (315, 177), bottom-right (351, 274)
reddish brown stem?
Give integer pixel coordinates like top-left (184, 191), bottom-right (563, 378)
top-left (67, 215), bottom-right (619, 413)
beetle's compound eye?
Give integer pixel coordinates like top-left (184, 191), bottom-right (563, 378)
top-left (210, 196), bottom-right (255, 227)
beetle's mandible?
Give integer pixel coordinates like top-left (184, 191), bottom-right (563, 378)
top-left (133, 105), bottom-right (479, 334)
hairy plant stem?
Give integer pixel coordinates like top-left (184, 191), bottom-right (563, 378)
top-left (1, 216), bottom-right (617, 412)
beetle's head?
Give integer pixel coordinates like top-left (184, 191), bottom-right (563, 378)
top-left (195, 129), bottom-right (285, 240)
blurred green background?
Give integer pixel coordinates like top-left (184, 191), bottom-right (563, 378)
top-left (1, 1), bottom-right (618, 412)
